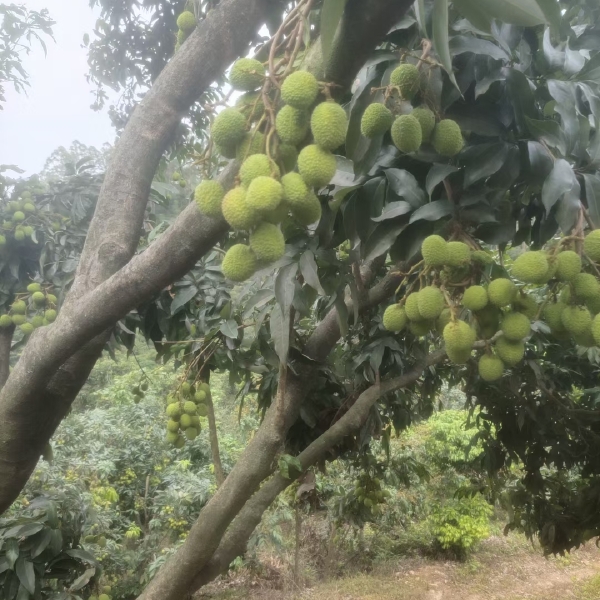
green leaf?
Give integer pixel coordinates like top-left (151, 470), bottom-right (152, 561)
top-left (535, 0), bottom-right (561, 33)
top-left (320, 0), bottom-right (347, 65)
top-left (414, 0), bottom-right (428, 37)
top-left (299, 251), bottom-right (324, 295)
top-left (583, 174), bottom-right (600, 228)
top-left (69, 567), bottom-right (96, 592)
top-left (409, 200), bottom-right (453, 223)
top-left (275, 262), bottom-right (298, 314)
top-left (15, 559), bottom-right (34, 595)
top-left (426, 164), bottom-right (459, 198)
top-left (456, 0), bottom-right (546, 27)
top-left (5, 540), bottom-right (19, 568)
top-left (463, 143), bottom-right (509, 188)
top-left (170, 285), bottom-right (197, 314)
top-left (334, 289), bottom-right (349, 337)
top-left (30, 530), bottom-right (52, 559)
top-left (525, 117), bottom-right (566, 155)
top-left (371, 201), bottom-right (412, 222)
top-left (449, 36), bottom-right (509, 61)
top-left (219, 320), bottom-right (239, 339)
top-left (542, 159), bottom-right (578, 213)
top-left (270, 305), bottom-right (289, 365)
top-left (575, 50), bottom-right (600, 82)
top-left (385, 169), bottom-right (426, 207)
top-left (506, 69), bottom-right (537, 134)
top-left (432, 0), bottom-right (459, 90)
top-left (363, 221), bottom-right (408, 261)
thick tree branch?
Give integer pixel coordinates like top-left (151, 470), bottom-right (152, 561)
top-left (0, 0), bottom-right (269, 514)
top-left (0, 325), bottom-right (14, 390)
top-left (191, 348), bottom-right (448, 589)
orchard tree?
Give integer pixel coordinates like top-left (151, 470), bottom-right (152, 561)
top-left (2, 0), bottom-right (600, 599)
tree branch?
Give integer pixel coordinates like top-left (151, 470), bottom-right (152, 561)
top-left (0, 325), bottom-right (14, 390)
top-left (191, 347), bottom-right (448, 590)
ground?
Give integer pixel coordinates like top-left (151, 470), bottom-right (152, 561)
top-left (198, 533), bottom-right (600, 600)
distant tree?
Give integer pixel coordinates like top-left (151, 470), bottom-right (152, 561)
top-left (41, 141), bottom-right (112, 180)
top-left (0, 3), bottom-right (54, 107)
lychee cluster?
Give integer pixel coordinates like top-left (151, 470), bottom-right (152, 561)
top-left (359, 62), bottom-right (464, 157)
top-left (0, 190), bottom-right (39, 244)
top-left (194, 63), bottom-right (348, 282)
top-left (0, 283), bottom-right (58, 336)
top-left (382, 230), bottom-right (600, 382)
top-left (164, 381), bottom-right (211, 447)
top-left (352, 474), bottom-right (391, 517)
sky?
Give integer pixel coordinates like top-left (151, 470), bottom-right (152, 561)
top-left (0, 0), bottom-right (115, 175)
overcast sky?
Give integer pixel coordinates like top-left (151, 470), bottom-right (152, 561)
top-left (0, 0), bottom-right (115, 175)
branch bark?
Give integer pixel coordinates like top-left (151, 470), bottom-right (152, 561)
top-left (190, 348), bottom-right (448, 590)
top-left (0, 325), bottom-right (14, 390)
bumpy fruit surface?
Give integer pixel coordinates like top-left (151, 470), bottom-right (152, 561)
top-left (183, 401), bottom-right (197, 415)
top-left (311, 102), bottom-right (348, 150)
top-left (404, 292), bottom-right (422, 321)
top-left (27, 282), bottom-right (41, 293)
top-left (264, 202), bottom-right (290, 225)
top-left (176, 11), bottom-right (196, 32)
top-left (561, 305), bottom-right (592, 335)
top-left (221, 187), bottom-right (259, 230)
top-left (211, 108), bottom-right (246, 148)
top-left (197, 404), bottom-right (208, 417)
top-left (229, 57), bottom-right (265, 91)
top-left (592, 314), bottom-right (600, 345)
top-left (11, 314), bottom-right (25, 326)
top-left (221, 244), bottom-right (257, 282)
top-left (276, 106), bottom-right (309, 145)
top-left (495, 336), bottom-right (525, 366)
top-left (411, 106), bottom-right (436, 141)
top-left (383, 304), bottom-right (407, 332)
top-left (281, 71), bottom-right (319, 109)
top-left (417, 286), bottom-right (445, 319)
top-left (281, 173), bottom-right (309, 208)
top-left (167, 420), bottom-right (179, 433)
top-left (249, 223), bottom-right (285, 262)
top-left (463, 286), bottom-right (488, 311)
top-left (246, 176), bottom-right (283, 212)
top-left (31, 315), bottom-right (44, 328)
top-left (236, 92), bottom-right (265, 120)
top-left (32, 291), bottom-right (45, 305)
top-left (445, 241), bottom-right (470, 267)
top-left (290, 192), bottom-right (322, 225)
top-left (437, 308), bottom-right (452, 333)
top-left (180, 414), bottom-right (193, 429)
top-left (514, 293), bottom-right (538, 319)
top-left (361, 103), bottom-right (394, 138)
top-left (543, 302), bottom-right (566, 332)
top-left (432, 119), bottom-right (464, 156)
top-left (584, 230), bottom-right (600, 262)
top-left (512, 251), bottom-right (549, 284)
top-left (555, 250), bottom-right (581, 281)
top-left (443, 320), bottom-right (475, 351)
top-left (240, 154), bottom-right (279, 187)
top-left (389, 63), bottom-right (420, 98)
top-left (236, 131), bottom-right (266, 161)
top-left (446, 346), bottom-right (472, 364)
top-left (167, 402), bottom-right (181, 419)
top-left (13, 211), bottom-right (25, 222)
top-left (501, 312), bottom-right (530, 341)
top-left (488, 278), bottom-right (517, 307)
top-left (409, 320), bottom-right (431, 336)
top-left (573, 273), bottom-right (600, 300)
top-left (185, 427), bottom-right (198, 440)
top-left (421, 235), bottom-right (447, 267)
top-left (391, 115), bottom-right (422, 153)
top-left (0, 315), bottom-right (12, 327)
top-left (478, 354), bottom-right (504, 382)
top-left (297, 145), bottom-right (337, 188)
top-left (278, 144), bottom-right (298, 172)
top-left (194, 180), bottom-right (224, 217)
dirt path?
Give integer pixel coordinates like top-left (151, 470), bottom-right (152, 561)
top-left (200, 534), bottom-right (600, 600)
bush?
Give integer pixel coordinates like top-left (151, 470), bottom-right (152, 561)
top-left (429, 493), bottom-right (493, 558)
